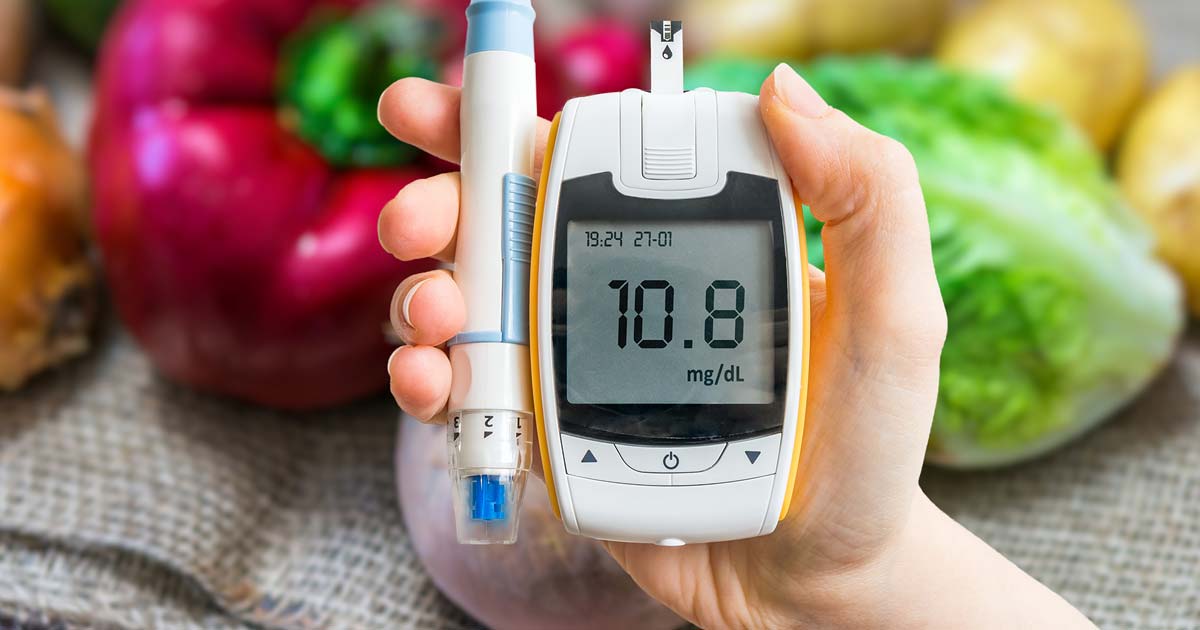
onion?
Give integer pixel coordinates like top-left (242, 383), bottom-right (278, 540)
top-left (396, 417), bottom-right (681, 630)
top-left (0, 89), bottom-right (94, 391)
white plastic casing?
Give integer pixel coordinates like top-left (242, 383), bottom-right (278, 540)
top-left (536, 89), bottom-right (806, 545)
top-left (456, 50), bottom-right (537, 337)
top-left (448, 49), bottom-right (538, 544)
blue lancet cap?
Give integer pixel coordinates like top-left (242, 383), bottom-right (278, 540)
top-left (465, 0), bottom-right (536, 58)
top-left (469, 474), bottom-right (508, 521)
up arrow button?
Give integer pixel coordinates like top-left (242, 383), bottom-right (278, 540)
top-left (560, 435), bottom-right (671, 486)
top-left (745, 450), bottom-right (761, 464)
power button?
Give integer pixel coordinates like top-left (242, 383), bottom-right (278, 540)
top-left (616, 442), bottom-right (726, 473)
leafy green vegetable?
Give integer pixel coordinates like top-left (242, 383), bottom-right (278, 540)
top-left (688, 56), bottom-right (1183, 467)
top-left (43, 0), bottom-right (122, 51)
top-left (279, 4), bottom-right (441, 167)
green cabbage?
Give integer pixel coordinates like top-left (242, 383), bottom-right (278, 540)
top-left (687, 56), bottom-right (1183, 467)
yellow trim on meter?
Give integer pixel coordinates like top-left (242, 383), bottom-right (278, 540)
top-left (779, 192), bottom-right (811, 522)
top-left (531, 112), bottom-right (563, 521)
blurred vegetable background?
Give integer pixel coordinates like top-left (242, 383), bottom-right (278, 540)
top-left (0, 0), bottom-right (32, 83)
top-left (42, 0), bottom-right (121, 51)
top-left (89, 0), bottom-right (443, 409)
top-left (684, 0), bottom-right (950, 60)
top-left (1118, 68), bottom-right (1200, 317)
top-left (1, 0), bottom-right (1197, 626)
top-left (0, 88), bottom-right (94, 392)
top-left (938, 0), bottom-right (1148, 150)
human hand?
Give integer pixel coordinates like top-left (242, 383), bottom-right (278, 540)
top-left (379, 64), bottom-right (1093, 630)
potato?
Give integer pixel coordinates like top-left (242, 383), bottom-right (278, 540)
top-left (938, 0), bottom-right (1148, 150)
top-left (685, 0), bottom-right (950, 60)
top-left (1118, 68), bottom-right (1200, 316)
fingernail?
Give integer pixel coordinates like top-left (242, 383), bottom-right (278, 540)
top-left (771, 63), bottom-right (828, 118)
top-left (396, 278), bottom-right (431, 329)
top-left (377, 82), bottom-right (395, 127)
top-left (387, 347), bottom-right (401, 377)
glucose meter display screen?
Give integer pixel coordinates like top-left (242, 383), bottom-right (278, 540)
top-left (565, 220), bottom-right (775, 405)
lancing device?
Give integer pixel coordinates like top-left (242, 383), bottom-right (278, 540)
top-left (446, 0), bottom-right (538, 544)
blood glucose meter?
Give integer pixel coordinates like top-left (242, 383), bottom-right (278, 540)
top-left (531, 21), bottom-right (811, 545)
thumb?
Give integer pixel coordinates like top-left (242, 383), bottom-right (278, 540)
top-left (760, 65), bottom-right (946, 522)
top-left (760, 63), bottom-right (945, 370)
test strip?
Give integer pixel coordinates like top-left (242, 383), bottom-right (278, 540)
top-left (650, 20), bottom-right (684, 94)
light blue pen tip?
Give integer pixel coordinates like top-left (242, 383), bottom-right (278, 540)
top-left (465, 0), bottom-right (536, 58)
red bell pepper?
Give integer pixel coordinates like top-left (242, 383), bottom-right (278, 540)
top-left (90, 0), bottom-right (444, 409)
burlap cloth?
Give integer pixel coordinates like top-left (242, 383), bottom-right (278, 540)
top-left (0, 320), bottom-right (477, 630)
top-left (1, 314), bottom-right (1198, 629)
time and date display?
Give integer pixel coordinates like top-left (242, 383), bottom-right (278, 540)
top-left (582, 229), bottom-right (674, 249)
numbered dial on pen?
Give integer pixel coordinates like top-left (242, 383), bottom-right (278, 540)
top-left (449, 411), bottom-right (529, 470)
top-left (451, 412), bottom-right (524, 440)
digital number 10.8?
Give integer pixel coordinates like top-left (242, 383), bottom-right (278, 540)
top-left (607, 280), bottom-right (745, 349)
